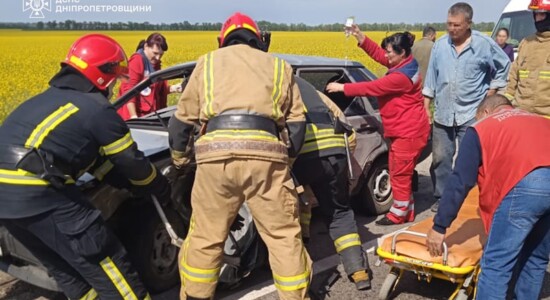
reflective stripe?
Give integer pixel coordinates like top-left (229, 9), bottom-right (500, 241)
top-left (198, 129), bottom-right (279, 142)
top-left (92, 160), bottom-right (113, 181)
top-left (129, 164), bottom-right (156, 186)
top-left (504, 93), bottom-right (515, 101)
top-left (519, 70), bottom-right (529, 78)
top-left (203, 52), bottom-right (215, 117)
top-left (180, 261), bottom-right (220, 284)
top-left (390, 206), bottom-right (409, 217)
top-left (393, 200), bottom-right (409, 207)
top-left (144, 294), bottom-right (151, 300)
top-left (300, 212), bottom-right (311, 225)
top-left (25, 103), bottom-right (79, 148)
top-left (100, 257), bottom-right (138, 300)
top-left (273, 270), bottom-right (310, 291)
top-left (102, 133), bottom-right (134, 156)
top-left (0, 168), bottom-right (74, 186)
top-left (271, 57), bottom-right (284, 119)
top-left (79, 288), bottom-right (98, 300)
top-left (334, 233), bottom-right (362, 253)
top-left (300, 138), bottom-right (346, 154)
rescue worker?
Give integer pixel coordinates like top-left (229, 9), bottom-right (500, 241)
top-left (292, 77), bottom-right (371, 291)
top-left (0, 34), bottom-right (171, 299)
top-left (168, 12), bottom-right (312, 300)
top-left (505, 0), bottom-right (550, 117)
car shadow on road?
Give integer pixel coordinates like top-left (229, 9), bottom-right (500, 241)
top-left (0, 279), bottom-right (64, 300)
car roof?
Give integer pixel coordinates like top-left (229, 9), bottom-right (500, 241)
top-left (274, 53), bottom-right (364, 68)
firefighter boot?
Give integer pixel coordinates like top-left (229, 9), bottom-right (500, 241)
top-left (351, 269), bottom-right (371, 291)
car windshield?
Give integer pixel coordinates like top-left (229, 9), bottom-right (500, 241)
top-left (492, 11), bottom-right (536, 47)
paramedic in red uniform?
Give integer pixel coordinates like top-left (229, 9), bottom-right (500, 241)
top-left (427, 94), bottom-right (550, 300)
top-left (118, 32), bottom-right (182, 120)
top-left (327, 25), bottom-right (430, 226)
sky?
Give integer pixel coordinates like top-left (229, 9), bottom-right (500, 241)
top-left (5, 0), bottom-right (511, 25)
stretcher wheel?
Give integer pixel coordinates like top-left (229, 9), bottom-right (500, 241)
top-left (378, 268), bottom-right (399, 300)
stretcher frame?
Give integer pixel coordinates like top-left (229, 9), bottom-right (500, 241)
top-left (376, 228), bottom-right (481, 300)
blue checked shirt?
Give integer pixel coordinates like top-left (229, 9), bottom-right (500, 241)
top-left (422, 30), bottom-right (510, 126)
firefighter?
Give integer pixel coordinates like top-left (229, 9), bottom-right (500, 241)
top-left (505, 0), bottom-right (550, 117)
top-left (292, 77), bottom-right (371, 291)
top-left (168, 12), bottom-right (312, 300)
top-left (0, 34), bottom-right (171, 299)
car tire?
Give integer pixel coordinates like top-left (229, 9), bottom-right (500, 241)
top-left (361, 156), bottom-right (393, 216)
top-left (119, 203), bottom-right (187, 293)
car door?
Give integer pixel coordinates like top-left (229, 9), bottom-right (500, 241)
top-left (295, 67), bottom-right (389, 195)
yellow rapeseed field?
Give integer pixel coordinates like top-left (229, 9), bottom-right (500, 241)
top-left (0, 30), bottom-right (421, 123)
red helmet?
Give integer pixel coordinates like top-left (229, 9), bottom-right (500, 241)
top-left (218, 12), bottom-right (261, 48)
top-left (63, 34), bottom-right (128, 90)
top-left (529, 0), bottom-right (550, 12)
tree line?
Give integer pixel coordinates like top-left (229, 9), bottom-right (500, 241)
top-left (0, 20), bottom-right (496, 32)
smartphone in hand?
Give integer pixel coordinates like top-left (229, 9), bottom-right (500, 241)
top-left (345, 17), bottom-right (355, 37)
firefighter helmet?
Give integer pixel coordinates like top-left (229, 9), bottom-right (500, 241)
top-left (63, 34), bottom-right (128, 90)
top-left (529, 0), bottom-right (550, 12)
top-left (218, 12), bottom-right (262, 48)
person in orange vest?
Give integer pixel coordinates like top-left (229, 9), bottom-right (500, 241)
top-left (427, 94), bottom-right (550, 299)
top-left (168, 12), bottom-right (311, 300)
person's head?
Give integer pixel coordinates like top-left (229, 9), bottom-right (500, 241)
top-left (381, 32), bottom-right (415, 67)
top-left (475, 94), bottom-right (513, 120)
top-left (136, 33), bottom-right (168, 66)
top-left (423, 26), bottom-right (437, 42)
top-left (62, 33), bottom-right (128, 94)
top-left (447, 2), bottom-right (473, 43)
top-left (495, 28), bottom-right (510, 47)
top-left (529, 0), bottom-right (550, 32)
top-left (218, 12), bottom-right (270, 52)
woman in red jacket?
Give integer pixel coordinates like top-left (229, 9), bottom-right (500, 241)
top-left (118, 33), bottom-right (181, 120)
top-left (327, 25), bottom-right (430, 225)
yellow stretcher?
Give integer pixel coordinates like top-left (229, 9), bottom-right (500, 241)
top-left (376, 188), bottom-right (487, 300)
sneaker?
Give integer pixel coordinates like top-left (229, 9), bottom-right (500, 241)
top-left (351, 270), bottom-right (371, 291)
top-left (430, 201), bottom-right (439, 213)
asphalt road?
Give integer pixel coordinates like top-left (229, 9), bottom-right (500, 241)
top-left (1, 156), bottom-right (549, 300)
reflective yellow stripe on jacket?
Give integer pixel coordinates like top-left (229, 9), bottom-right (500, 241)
top-left (100, 257), bottom-right (138, 300)
top-left (129, 163), bottom-right (157, 186)
top-left (203, 52), bottom-right (215, 118)
top-left (299, 125), bottom-right (346, 155)
top-left (25, 103), bottom-right (79, 149)
top-left (273, 269), bottom-right (310, 291)
top-left (540, 70), bottom-right (550, 79)
top-left (271, 57), bottom-right (285, 119)
top-left (334, 233), bottom-right (362, 253)
top-left (0, 169), bottom-right (74, 186)
top-left (79, 288), bottom-right (98, 300)
top-left (102, 133), bottom-right (134, 156)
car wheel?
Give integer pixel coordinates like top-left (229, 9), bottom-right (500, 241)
top-left (120, 203), bottom-right (187, 293)
top-left (361, 156), bottom-right (393, 215)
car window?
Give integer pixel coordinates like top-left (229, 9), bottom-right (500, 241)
top-left (492, 11), bottom-right (536, 47)
top-left (298, 70), bottom-right (355, 112)
top-left (349, 68), bottom-right (379, 111)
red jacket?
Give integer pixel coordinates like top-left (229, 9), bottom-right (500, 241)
top-left (117, 52), bottom-right (168, 121)
top-left (343, 37), bottom-right (429, 138)
top-left (475, 108), bottom-right (550, 230)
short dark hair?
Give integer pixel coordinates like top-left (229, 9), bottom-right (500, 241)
top-left (423, 26), bottom-right (436, 37)
top-left (449, 2), bottom-right (474, 23)
top-left (497, 27), bottom-right (510, 37)
top-left (476, 94), bottom-right (512, 116)
top-left (136, 32), bottom-right (168, 52)
top-left (381, 32), bottom-right (415, 57)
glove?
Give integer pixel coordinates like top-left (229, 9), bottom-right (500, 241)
top-left (161, 163), bottom-right (189, 184)
top-left (151, 174), bottom-right (172, 207)
top-left (230, 214), bottom-right (245, 232)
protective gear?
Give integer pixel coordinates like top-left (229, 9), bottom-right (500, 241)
top-left (218, 12), bottom-right (270, 51)
top-left (63, 33), bottom-right (128, 91)
top-left (529, 0), bottom-right (550, 12)
top-left (171, 28), bottom-right (310, 299)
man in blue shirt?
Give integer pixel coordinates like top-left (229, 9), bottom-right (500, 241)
top-left (422, 2), bottom-right (510, 212)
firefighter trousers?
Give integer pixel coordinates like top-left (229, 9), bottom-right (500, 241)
top-left (179, 158), bottom-right (312, 300)
top-left (293, 155), bottom-right (368, 276)
top-left (2, 190), bottom-right (149, 300)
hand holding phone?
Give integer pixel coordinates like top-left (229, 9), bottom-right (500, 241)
top-left (345, 17), bottom-right (355, 37)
